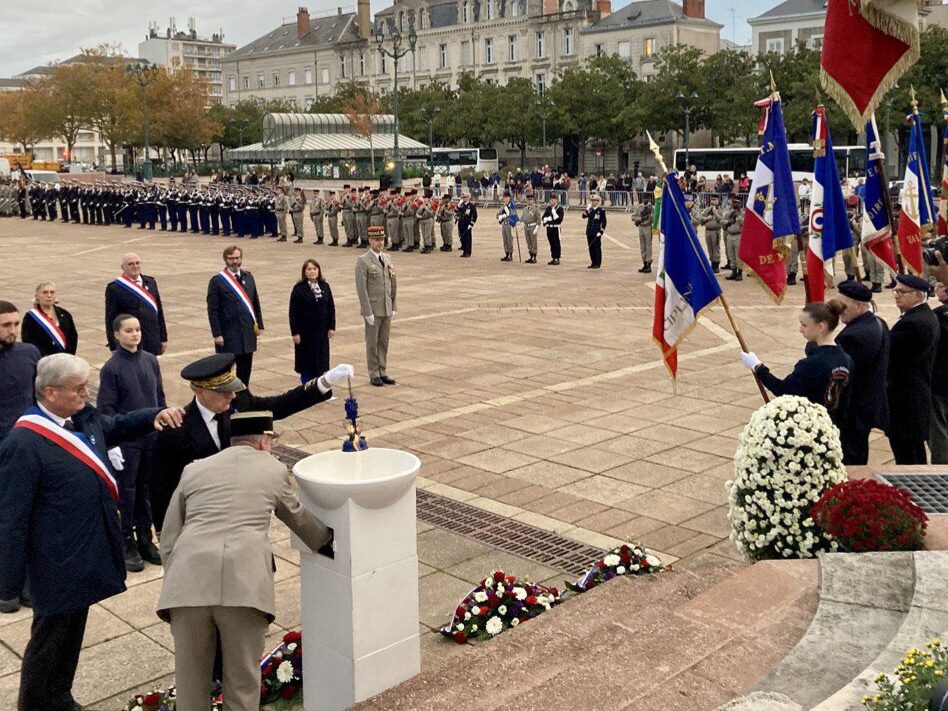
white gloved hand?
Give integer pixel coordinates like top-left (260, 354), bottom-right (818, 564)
top-left (741, 351), bottom-right (762, 371)
top-left (392, 311), bottom-right (396, 319)
top-left (364, 314), bottom-right (375, 326)
top-left (323, 364), bottom-right (355, 387)
top-left (108, 447), bottom-right (125, 471)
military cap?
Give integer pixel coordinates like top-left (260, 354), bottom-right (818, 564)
top-left (368, 225), bottom-right (386, 239)
top-left (181, 353), bottom-right (246, 392)
top-left (838, 281), bottom-right (873, 302)
top-left (461, 190), bottom-right (471, 197)
top-left (343, 184), bottom-right (351, 189)
top-left (230, 411), bottom-right (275, 437)
top-left (371, 189), bottom-right (379, 195)
top-left (590, 194), bottom-right (602, 202)
top-left (896, 274), bottom-right (931, 293)
top-left (328, 190), bottom-right (336, 195)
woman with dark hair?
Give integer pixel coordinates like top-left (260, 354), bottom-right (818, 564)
top-left (289, 259), bottom-right (336, 384)
top-left (740, 301), bottom-right (854, 423)
top-left (21, 281), bottom-right (78, 357)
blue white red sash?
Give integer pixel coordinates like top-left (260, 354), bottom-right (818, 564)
top-left (27, 308), bottom-right (66, 351)
top-left (14, 412), bottom-right (119, 501)
top-left (217, 270), bottom-right (257, 326)
top-left (115, 275), bottom-right (159, 314)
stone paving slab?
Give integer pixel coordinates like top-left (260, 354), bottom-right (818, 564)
top-left (0, 214), bottom-right (901, 707)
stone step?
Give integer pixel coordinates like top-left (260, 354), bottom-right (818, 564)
top-left (352, 553), bottom-right (819, 711)
top-left (812, 551), bottom-right (948, 711)
top-left (737, 552), bottom-right (915, 710)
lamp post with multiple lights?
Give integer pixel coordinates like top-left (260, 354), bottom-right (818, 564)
top-left (125, 62), bottom-right (161, 182)
top-left (375, 21), bottom-right (417, 187)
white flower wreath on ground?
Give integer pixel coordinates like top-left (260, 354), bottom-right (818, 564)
top-left (726, 394), bottom-right (847, 561)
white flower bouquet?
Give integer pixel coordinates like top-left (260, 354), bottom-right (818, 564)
top-left (726, 395), bottom-right (847, 561)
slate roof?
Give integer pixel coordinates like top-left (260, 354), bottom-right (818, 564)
top-left (749, 0), bottom-right (828, 23)
top-left (592, 0), bottom-right (722, 30)
top-left (15, 54), bottom-right (151, 78)
top-left (0, 78), bottom-right (26, 88)
top-left (227, 14), bottom-right (360, 60)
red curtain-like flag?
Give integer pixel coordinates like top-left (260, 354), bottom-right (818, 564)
top-left (821, 0), bottom-right (920, 128)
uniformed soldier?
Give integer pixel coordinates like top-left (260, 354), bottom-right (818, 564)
top-left (437, 196), bottom-right (456, 251)
top-left (723, 197), bottom-right (744, 281)
top-left (542, 193), bottom-right (564, 266)
top-left (310, 190), bottom-right (325, 245)
top-left (456, 190), bottom-right (478, 258)
top-left (275, 187), bottom-right (290, 242)
top-left (418, 191), bottom-right (436, 254)
top-left (386, 189), bottom-right (403, 251)
top-left (843, 204), bottom-right (862, 282)
top-left (355, 186), bottom-right (370, 247)
top-left (326, 190), bottom-right (341, 246)
top-left (290, 188), bottom-right (305, 243)
top-left (633, 197), bottom-right (652, 273)
top-left (400, 190), bottom-right (417, 252)
top-left (355, 226), bottom-right (397, 387)
top-left (703, 196), bottom-right (723, 273)
top-left (368, 188), bottom-right (385, 232)
top-left (496, 193), bottom-right (515, 262)
top-left (789, 200), bottom-right (808, 287)
top-left (582, 194), bottom-right (606, 269)
top-left (341, 185), bottom-right (355, 246)
top-left (521, 193), bottom-right (541, 263)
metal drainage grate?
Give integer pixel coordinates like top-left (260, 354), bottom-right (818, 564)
top-left (878, 473), bottom-right (948, 514)
top-left (276, 445), bottom-right (606, 577)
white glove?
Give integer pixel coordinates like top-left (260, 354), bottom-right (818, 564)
top-left (322, 363), bottom-right (355, 387)
top-left (364, 314), bottom-right (375, 326)
top-left (392, 311), bottom-right (396, 319)
top-left (741, 351), bottom-right (762, 371)
top-left (108, 447), bottom-right (125, 471)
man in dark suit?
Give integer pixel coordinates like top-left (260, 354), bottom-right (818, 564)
top-left (930, 281), bottom-right (948, 463)
top-left (835, 282), bottom-right (890, 465)
top-left (150, 353), bottom-right (352, 533)
top-left (0, 354), bottom-right (182, 711)
top-left (207, 245), bottom-right (263, 386)
top-left (104, 253), bottom-right (168, 356)
top-left (887, 274), bottom-right (940, 464)
top-left (582, 193), bottom-right (607, 269)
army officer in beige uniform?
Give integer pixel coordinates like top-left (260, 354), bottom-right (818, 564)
top-left (157, 411), bottom-right (332, 711)
top-left (355, 224), bottom-right (397, 387)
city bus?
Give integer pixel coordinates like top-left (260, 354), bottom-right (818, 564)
top-left (431, 147), bottom-right (500, 175)
top-left (673, 144), bottom-right (866, 183)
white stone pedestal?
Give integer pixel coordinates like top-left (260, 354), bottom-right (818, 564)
top-left (292, 448), bottom-right (421, 711)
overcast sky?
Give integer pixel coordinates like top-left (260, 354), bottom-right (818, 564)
top-left (1, 0), bottom-right (770, 77)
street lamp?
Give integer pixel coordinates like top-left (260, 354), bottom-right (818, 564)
top-left (676, 90), bottom-right (699, 173)
top-left (125, 62), bottom-right (161, 182)
top-left (375, 19), bottom-right (417, 188)
top-left (420, 107), bottom-right (440, 172)
top-left (535, 95), bottom-right (555, 165)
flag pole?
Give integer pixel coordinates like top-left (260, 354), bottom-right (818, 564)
top-left (647, 131), bottom-right (770, 405)
top-left (870, 113), bottom-right (905, 275)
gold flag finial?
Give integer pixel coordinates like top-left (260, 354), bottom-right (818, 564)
top-left (910, 85), bottom-right (919, 112)
top-left (941, 88), bottom-right (947, 108)
top-left (646, 131), bottom-right (668, 175)
top-left (769, 70), bottom-right (777, 94)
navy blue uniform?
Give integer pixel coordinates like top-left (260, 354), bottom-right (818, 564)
top-left (582, 205), bottom-right (607, 267)
top-left (756, 344), bottom-right (854, 425)
top-left (836, 311), bottom-right (890, 464)
top-left (456, 201), bottom-right (478, 257)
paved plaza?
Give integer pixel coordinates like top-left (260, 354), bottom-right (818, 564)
top-left (0, 212), bottom-right (902, 709)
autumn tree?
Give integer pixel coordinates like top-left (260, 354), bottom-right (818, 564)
top-left (0, 83), bottom-right (50, 153)
top-left (344, 88), bottom-right (383, 173)
top-left (42, 63), bottom-right (97, 161)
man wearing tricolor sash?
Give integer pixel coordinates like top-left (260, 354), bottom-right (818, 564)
top-left (0, 354), bottom-right (183, 711)
top-left (207, 245), bottom-right (264, 387)
top-left (104, 253), bottom-right (168, 356)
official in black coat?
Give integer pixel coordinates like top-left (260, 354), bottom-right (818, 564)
top-left (289, 259), bottom-right (336, 384)
top-left (207, 246), bottom-right (264, 386)
top-left (150, 353), bottom-right (352, 533)
top-left (834, 282), bottom-right (891, 465)
top-left (456, 191), bottom-right (478, 258)
top-left (542, 194), bottom-right (565, 265)
top-left (582, 193), bottom-right (607, 268)
top-left (0, 354), bottom-right (182, 711)
top-left (887, 274), bottom-right (940, 464)
top-left (20, 281), bottom-right (78, 357)
top-left (104, 253), bottom-right (169, 356)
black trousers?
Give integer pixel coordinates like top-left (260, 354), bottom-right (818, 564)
top-left (840, 422), bottom-right (871, 466)
top-left (890, 437), bottom-right (928, 465)
top-left (586, 233), bottom-right (602, 267)
top-left (19, 608), bottom-right (88, 710)
top-left (117, 439), bottom-right (154, 541)
top-left (459, 225), bottom-right (473, 255)
top-left (547, 227), bottom-right (561, 260)
top-left (234, 352), bottom-right (254, 388)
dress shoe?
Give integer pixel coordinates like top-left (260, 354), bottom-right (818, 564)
top-left (723, 263), bottom-right (733, 271)
top-left (711, 262), bottom-right (720, 273)
top-left (787, 274), bottom-right (797, 285)
top-left (0, 598), bottom-right (20, 613)
top-left (501, 254), bottom-right (513, 262)
top-left (440, 245), bottom-right (452, 252)
top-left (138, 539), bottom-right (162, 566)
top-left (370, 376), bottom-right (384, 387)
top-left (315, 239), bottom-right (324, 244)
top-left (587, 264), bottom-right (600, 269)
top-left (872, 282), bottom-right (882, 293)
top-left (276, 236), bottom-right (287, 242)
top-left (124, 539), bottom-right (145, 573)
top-left (329, 241), bottom-right (339, 246)
top-left (637, 263), bottom-right (651, 273)
top-left (526, 256), bottom-right (537, 263)
top-left (460, 253), bottom-right (471, 258)
top-left (380, 375), bottom-right (396, 385)
top-left (293, 237), bottom-right (303, 243)
top-left (548, 258), bottom-right (559, 265)
top-left (403, 245), bottom-right (416, 252)
top-left (421, 246), bottom-right (433, 254)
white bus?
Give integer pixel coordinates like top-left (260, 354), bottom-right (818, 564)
top-left (674, 144), bottom-right (866, 183)
top-left (431, 147), bottom-right (499, 175)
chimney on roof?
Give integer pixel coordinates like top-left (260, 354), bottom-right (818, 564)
top-left (297, 7), bottom-right (311, 38)
top-left (683, 0), bottom-right (705, 18)
top-left (596, 0), bottom-right (611, 17)
top-left (358, 0), bottom-right (371, 38)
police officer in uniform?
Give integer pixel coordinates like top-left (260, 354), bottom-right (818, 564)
top-left (456, 190), bottom-right (478, 258)
top-left (542, 192), bottom-right (564, 266)
top-left (582, 193), bottom-right (606, 269)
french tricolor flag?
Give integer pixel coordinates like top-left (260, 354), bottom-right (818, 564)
top-left (806, 106), bottom-right (853, 303)
top-left (938, 90), bottom-right (948, 237)
top-left (897, 108), bottom-right (937, 274)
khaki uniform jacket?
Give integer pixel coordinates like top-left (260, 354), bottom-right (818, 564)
top-left (355, 250), bottom-right (397, 318)
top-left (157, 446), bottom-right (330, 623)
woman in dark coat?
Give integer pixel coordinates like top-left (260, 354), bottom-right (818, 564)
top-left (21, 281), bottom-right (78, 357)
top-left (289, 259), bottom-right (336, 383)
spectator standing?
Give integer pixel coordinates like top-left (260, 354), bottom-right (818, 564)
top-left (289, 259), bottom-right (337, 384)
top-left (21, 281), bottom-right (78, 357)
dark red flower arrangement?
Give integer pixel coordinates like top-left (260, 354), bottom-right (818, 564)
top-left (812, 479), bottom-right (928, 552)
top-left (567, 542), bottom-right (665, 593)
top-left (259, 629), bottom-right (304, 705)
